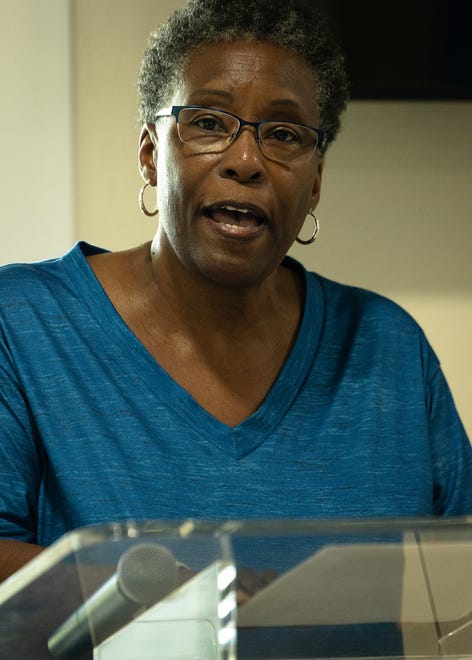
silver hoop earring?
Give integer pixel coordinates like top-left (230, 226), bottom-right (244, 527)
top-left (296, 210), bottom-right (319, 245)
top-left (139, 183), bottom-right (158, 217)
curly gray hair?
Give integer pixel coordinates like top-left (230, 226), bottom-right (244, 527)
top-left (138, 0), bottom-right (348, 152)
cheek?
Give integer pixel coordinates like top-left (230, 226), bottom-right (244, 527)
top-left (156, 160), bottom-right (177, 213)
top-left (157, 146), bottom-right (217, 218)
top-left (282, 169), bottom-right (317, 221)
top-left (156, 142), bottom-right (187, 216)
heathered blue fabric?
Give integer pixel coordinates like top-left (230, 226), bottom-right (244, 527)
top-left (0, 242), bottom-right (471, 547)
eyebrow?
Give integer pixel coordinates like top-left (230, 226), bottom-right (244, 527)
top-left (269, 98), bottom-right (303, 108)
top-left (188, 89), bottom-right (234, 102)
top-left (188, 90), bottom-right (303, 110)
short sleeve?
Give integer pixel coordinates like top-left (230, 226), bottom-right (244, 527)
top-left (0, 335), bottom-right (43, 542)
top-left (427, 364), bottom-right (472, 515)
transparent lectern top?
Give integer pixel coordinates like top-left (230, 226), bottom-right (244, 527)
top-left (0, 517), bottom-right (471, 660)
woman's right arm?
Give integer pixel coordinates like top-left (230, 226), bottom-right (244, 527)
top-left (0, 540), bottom-right (44, 582)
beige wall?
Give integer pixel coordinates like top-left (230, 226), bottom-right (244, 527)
top-left (72, 0), bottom-right (158, 250)
top-left (0, 0), bottom-right (73, 263)
top-left (2, 0), bottom-right (471, 438)
top-left (290, 101), bottom-right (472, 440)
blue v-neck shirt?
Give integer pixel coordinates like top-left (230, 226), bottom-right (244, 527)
top-left (0, 242), bottom-right (471, 546)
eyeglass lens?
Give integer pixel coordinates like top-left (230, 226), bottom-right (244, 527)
top-left (176, 108), bottom-right (318, 162)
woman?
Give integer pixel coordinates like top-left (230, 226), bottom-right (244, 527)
top-left (0, 0), bottom-right (471, 584)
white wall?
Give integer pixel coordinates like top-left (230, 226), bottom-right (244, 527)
top-left (0, 0), bottom-right (73, 264)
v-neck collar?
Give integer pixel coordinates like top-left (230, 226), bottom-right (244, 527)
top-left (65, 242), bottom-right (324, 459)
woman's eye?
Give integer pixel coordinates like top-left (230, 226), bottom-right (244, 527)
top-left (268, 127), bottom-right (300, 143)
top-left (193, 115), bottom-right (225, 132)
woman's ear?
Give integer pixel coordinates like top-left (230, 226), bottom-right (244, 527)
top-left (138, 123), bottom-right (157, 185)
top-left (310, 157), bottom-right (324, 210)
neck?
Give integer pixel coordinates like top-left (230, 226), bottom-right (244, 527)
top-left (147, 238), bottom-right (303, 337)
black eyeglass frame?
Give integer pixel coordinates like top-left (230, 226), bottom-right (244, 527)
top-left (155, 105), bottom-right (327, 160)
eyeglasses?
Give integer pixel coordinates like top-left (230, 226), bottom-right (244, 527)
top-left (155, 105), bottom-right (326, 164)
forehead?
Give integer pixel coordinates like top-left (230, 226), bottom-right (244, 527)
top-left (173, 40), bottom-right (319, 119)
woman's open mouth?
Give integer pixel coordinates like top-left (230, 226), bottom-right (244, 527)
top-left (203, 203), bottom-right (267, 238)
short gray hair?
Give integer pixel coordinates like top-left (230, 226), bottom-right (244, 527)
top-left (138, 0), bottom-right (348, 152)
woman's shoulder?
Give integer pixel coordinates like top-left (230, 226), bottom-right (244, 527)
top-left (0, 242), bottom-right (92, 281)
top-left (0, 258), bottom-right (62, 308)
top-left (0, 242), bottom-right (107, 318)
top-left (309, 270), bottom-right (421, 333)
top-left (304, 270), bottom-right (442, 384)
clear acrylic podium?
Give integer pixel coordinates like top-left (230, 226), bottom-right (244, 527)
top-left (0, 518), bottom-right (471, 659)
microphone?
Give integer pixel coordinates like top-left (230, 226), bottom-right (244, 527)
top-left (48, 542), bottom-right (179, 658)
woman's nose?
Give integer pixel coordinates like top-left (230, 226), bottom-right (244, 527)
top-left (218, 126), bottom-right (267, 182)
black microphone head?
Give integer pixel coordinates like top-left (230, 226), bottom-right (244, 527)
top-left (117, 543), bottom-right (179, 606)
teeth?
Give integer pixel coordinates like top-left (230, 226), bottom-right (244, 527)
top-left (221, 205), bottom-right (250, 214)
